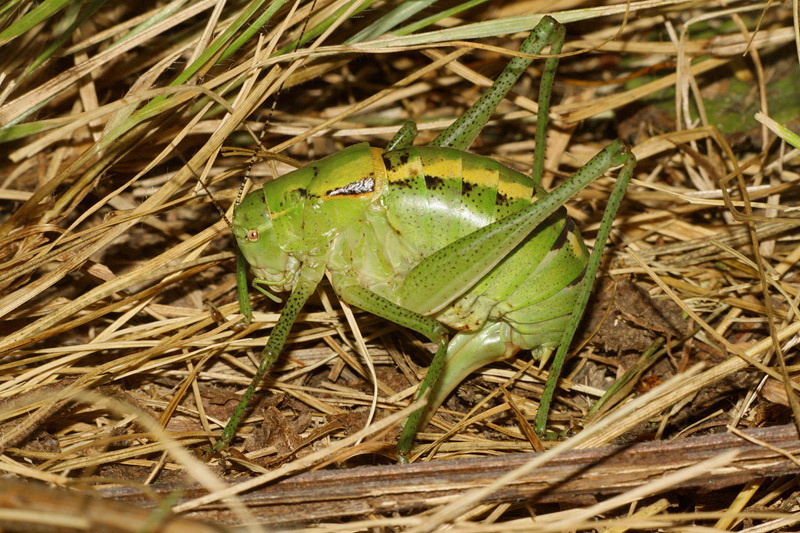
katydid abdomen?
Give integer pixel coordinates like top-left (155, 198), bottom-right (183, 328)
top-left (234, 140), bottom-right (590, 445)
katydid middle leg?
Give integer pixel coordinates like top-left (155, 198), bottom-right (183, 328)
top-left (334, 281), bottom-right (449, 464)
top-left (385, 120), bottom-right (418, 152)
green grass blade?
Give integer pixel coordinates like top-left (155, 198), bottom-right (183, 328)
top-left (25, 0), bottom-right (108, 75)
top-left (395, 0), bottom-right (490, 36)
top-left (347, 0), bottom-right (439, 43)
top-left (0, 0), bottom-right (72, 44)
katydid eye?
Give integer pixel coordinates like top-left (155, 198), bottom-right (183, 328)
top-left (247, 229), bottom-right (260, 242)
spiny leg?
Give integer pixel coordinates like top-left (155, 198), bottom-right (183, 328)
top-left (214, 263), bottom-right (325, 451)
top-left (391, 140), bottom-right (635, 441)
top-left (430, 16), bottom-right (564, 152)
top-left (335, 282), bottom-right (448, 463)
top-left (534, 142), bottom-right (637, 434)
top-left (529, 19), bottom-right (564, 185)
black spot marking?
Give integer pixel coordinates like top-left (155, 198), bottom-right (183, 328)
top-left (382, 151), bottom-right (410, 173)
top-left (424, 174), bottom-right (444, 191)
top-left (550, 221), bottom-right (570, 251)
top-left (461, 181), bottom-right (475, 195)
top-left (280, 188), bottom-right (306, 209)
top-left (495, 193), bottom-right (509, 207)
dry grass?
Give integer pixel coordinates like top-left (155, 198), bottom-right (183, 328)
top-left (1, 0), bottom-right (800, 530)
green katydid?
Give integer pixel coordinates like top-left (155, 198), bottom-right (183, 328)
top-left (214, 16), bottom-right (636, 462)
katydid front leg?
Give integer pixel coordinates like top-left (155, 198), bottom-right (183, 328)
top-left (235, 246), bottom-right (253, 328)
top-left (214, 261), bottom-right (325, 451)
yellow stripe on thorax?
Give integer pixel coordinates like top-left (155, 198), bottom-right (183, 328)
top-left (498, 176), bottom-right (533, 201)
top-left (370, 146), bottom-right (389, 195)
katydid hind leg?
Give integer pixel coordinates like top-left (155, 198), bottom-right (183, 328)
top-left (214, 264), bottom-right (325, 450)
top-left (391, 139), bottom-right (631, 455)
top-left (430, 16), bottom-right (564, 152)
top-left (534, 144), bottom-right (636, 434)
top-left (529, 21), bottom-right (564, 185)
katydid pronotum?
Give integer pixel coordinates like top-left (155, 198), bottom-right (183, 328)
top-left (214, 16), bottom-right (636, 462)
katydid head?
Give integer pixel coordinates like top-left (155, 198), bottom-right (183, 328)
top-left (233, 190), bottom-right (299, 292)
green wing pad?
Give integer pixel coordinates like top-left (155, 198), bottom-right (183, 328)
top-left (417, 148), bottom-right (464, 249)
top-left (381, 147), bottom-right (539, 258)
top-left (381, 148), bottom-right (432, 256)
